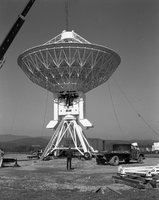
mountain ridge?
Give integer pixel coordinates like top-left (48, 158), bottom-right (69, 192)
top-left (0, 134), bottom-right (157, 146)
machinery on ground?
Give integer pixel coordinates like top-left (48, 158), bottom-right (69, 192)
top-left (18, 29), bottom-right (120, 160)
top-left (96, 143), bottom-right (145, 166)
top-left (1, 158), bottom-right (20, 167)
top-left (27, 150), bottom-right (42, 160)
top-left (113, 164), bottom-right (159, 189)
top-left (0, 0), bottom-right (36, 69)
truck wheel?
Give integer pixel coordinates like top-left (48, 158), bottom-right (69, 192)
top-left (84, 152), bottom-right (91, 160)
top-left (109, 156), bottom-right (119, 166)
top-left (138, 155), bottom-right (144, 164)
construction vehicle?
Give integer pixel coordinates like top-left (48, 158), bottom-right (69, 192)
top-left (96, 143), bottom-right (145, 166)
top-left (0, 0), bottom-right (36, 69)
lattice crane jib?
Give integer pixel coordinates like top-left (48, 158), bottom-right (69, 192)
top-left (0, 0), bottom-right (36, 69)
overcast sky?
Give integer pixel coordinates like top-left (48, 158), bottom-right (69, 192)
top-left (0, 0), bottom-right (159, 140)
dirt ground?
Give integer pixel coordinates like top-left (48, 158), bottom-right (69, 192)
top-left (0, 154), bottom-right (159, 200)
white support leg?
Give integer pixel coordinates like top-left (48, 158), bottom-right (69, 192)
top-left (40, 120), bottom-right (64, 159)
top-left (41, 117), bottom-right (95, 160)
top-left (73, 121), bottom-right (87, 153)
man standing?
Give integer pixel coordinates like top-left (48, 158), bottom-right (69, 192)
top-left (66, 147), bottom-right (73, 170)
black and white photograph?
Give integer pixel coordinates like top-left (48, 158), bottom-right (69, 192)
top-left (0, 0), bottom-right (159, 199)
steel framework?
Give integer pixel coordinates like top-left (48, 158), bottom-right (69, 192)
top-left (41, 115), bottom-right (94, 160)
top-left (18, 30), bottom-right (120, 94)
top-left (18, 30), bottom-right (121, 159)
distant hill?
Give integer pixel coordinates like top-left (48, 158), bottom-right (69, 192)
top-left (0, 134), bottom-right (157, 152)
top-left (0, 135), bottom-right (50, 152)
top-left (0, 134), bottom-right (30, 142)
top-left (104, 139), bottom-right (157, 146)
top-left (5, 137), bottom-right (49, 147)
top-left (89, 137), bottom-right (157, 146)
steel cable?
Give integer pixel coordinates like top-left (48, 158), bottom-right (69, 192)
top-left (107, 81), bottom-right (125, 138)
top-left (113, 78), bottom-right (159, 139)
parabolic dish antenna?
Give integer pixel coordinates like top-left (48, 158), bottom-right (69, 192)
top-left (18, 30), bottom-right (120, 94)
top-left (18, 30), bottom-right (121, 159)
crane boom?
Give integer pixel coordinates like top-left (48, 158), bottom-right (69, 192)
top-left (0, 0), bottom-right (36, 68)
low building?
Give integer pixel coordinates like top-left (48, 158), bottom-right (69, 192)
top-left (152, 142), bottom-right (159, 152)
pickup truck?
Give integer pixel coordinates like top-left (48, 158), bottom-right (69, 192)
top-left (96, 143), bottom-right (145, 166)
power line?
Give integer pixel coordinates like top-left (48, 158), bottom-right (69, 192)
top-left (113, 78), bottom-right (159, 139)
top-left (107, 81), bottom-right (124, 137)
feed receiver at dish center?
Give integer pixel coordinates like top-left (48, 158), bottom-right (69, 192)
top-left (18, 30), bottom-right (121, 159)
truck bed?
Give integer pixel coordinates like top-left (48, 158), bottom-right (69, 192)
top-left (96, 151), bottom-right (131, 165)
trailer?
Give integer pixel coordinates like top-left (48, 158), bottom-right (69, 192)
top-left (1, 158), bottom-right (20, 167)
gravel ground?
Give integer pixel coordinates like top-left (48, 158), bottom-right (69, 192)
top-left (0, 154), bottom-right (159, 199)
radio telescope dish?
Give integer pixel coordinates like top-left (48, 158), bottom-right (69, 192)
top-left (17, 31), bottom-right (121, 159)
top-left (18, 30), bottom-right (120, 94)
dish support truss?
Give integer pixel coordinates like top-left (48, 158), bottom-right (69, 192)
top-left (41, 92), bottom-right (95, 160)
top-left (18, 31), bottom-right (121, 94)
top-left (41, 115), bottom-right (95, 160)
